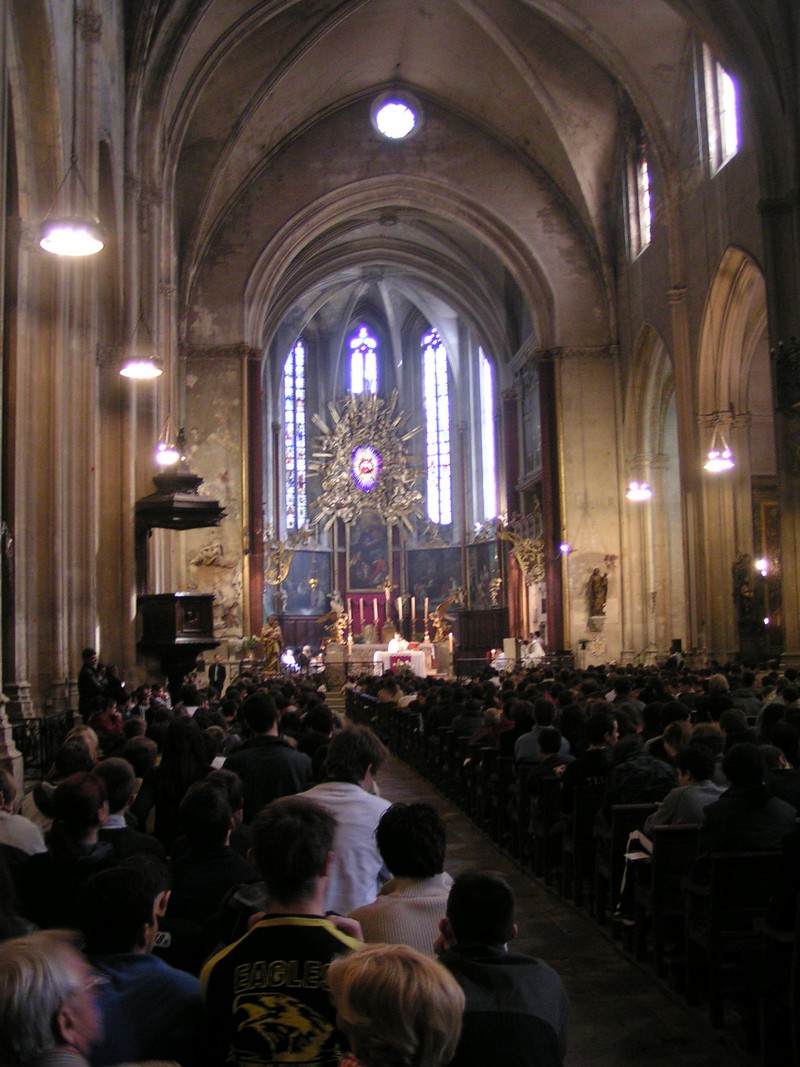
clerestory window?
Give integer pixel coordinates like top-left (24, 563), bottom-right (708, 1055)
top-left (627, 125), bottom-right (652, 258)
top-left (703, 45), bottom-right (739, 173)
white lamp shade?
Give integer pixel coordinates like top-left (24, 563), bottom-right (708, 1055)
top-left (120, 355), bottom-right (163, 379)
top-left (39, 216), bottom-right (104, 257)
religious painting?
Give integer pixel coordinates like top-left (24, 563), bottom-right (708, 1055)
top-left (266, 550), bottom-right (330, 617)
top-left (408, 547), bottom-right (462, 603)
top-left (467, 541), bottom-right (500, 608)
top-left (347, 511), bottom-right (391, 592)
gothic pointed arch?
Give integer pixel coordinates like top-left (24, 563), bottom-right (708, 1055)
top-left (621, 326), bottom-right (685, 658)
top-left (696, 247), bottom-right (773, 658)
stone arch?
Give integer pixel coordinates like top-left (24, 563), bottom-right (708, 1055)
top-left (696, 247), bottom-right (770, 658)
top-left (621, 326), bottom-right (685, 659)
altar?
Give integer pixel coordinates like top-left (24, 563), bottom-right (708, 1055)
top-left (372, 648), bottom-right (429, 678)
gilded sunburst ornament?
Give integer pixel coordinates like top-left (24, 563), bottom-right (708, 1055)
top-left (310, 392), bottom-right (422, 531)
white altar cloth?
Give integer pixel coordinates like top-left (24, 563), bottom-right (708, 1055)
top-left (372, 649), bottom-right (428, 678)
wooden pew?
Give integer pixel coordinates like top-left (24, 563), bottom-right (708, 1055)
top-left (633, 823), bottom-right (700, 978)
top-left (684, 850), bottom-right (783, 1027)
top-left (593, 802), bottom-right (657, 926)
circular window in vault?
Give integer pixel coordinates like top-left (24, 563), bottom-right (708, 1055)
top-left (371, 90), bottom-right (423, 140)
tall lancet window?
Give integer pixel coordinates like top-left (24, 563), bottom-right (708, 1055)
top-left (283, 337), bottom-right (307, 530)
top-left (349, 325), bottom-right (378, 394)
top-left (479, 350), bottom-right (497, 520)
top-left (703, 45), bottom-right (739, 173)
top-left (627, 123), bottom-right (652, 258)
top-left (423, 328), bottom-right (452, 525)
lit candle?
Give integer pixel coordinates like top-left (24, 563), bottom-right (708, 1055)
top-left (348, 598), bottom-right (353, 623)
top-left (385, 586), bottom-right (390, 604)
top-left (448, 632), bottom-right (454, 653)
top-left (397, 597), bottom-right (403, 621)
top-left (424, 596), bottom-right (429, 621)
top-left (359, 598), bottom-right (365, 627)
top-left (373, 597), bottom-right (379, 623)
top-left (411, 597), bottom-right (416, 626)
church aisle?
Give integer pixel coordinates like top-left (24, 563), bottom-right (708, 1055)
top-left (377, 754), bottom-right (751, 1067)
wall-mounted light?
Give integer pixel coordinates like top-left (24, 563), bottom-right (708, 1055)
top-left (559, 542), bottom-right (571, 555)
top-left (755, 558), bottom-right (769, 577)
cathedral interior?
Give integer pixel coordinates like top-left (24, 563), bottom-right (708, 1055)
top-left (2, 0), bottom-right (800, 714)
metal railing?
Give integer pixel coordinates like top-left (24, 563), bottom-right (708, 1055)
top-left (11, 710), bottom-right (73, 781)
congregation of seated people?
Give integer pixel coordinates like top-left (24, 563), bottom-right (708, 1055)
top-left (358, 656), bottom-right (800, 1057)
top-left (6, 652), bottom-right (800, 1064)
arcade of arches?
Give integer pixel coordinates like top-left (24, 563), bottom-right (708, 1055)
top-left (1, 1), bottom-right (800, 722)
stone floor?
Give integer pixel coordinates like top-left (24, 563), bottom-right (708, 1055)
top-left (378, 753), bottom-right (754, 1067)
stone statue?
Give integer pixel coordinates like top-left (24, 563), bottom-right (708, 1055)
top-left (317, 605), bottom-right (348, 645)
top-left (588, 568), bottom-right (608, 616)
top-left (260, 615), bottom-right (283, 672)
top-left (429, 594), bottom-right (457, 642)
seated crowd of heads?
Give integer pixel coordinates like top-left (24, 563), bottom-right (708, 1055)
top-left (3, 652), bottom-right (800, 1066)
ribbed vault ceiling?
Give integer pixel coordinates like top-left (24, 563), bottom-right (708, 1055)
top-left (126, 0), bottom-right (766, 362)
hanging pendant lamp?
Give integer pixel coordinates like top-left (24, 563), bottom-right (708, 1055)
top-left (120, 307), bottom-right (163, 379)
top-left (39, 1), bottom-right (104, 257)
top-left (704, 420), bottom-right (734, 472)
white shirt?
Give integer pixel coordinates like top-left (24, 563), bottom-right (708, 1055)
top-left (0, 809), bottom-right (46, 855)
top-left (297, 781), bottom-right (391, 914)
top-left (349, 872), bottom-right (453, 956)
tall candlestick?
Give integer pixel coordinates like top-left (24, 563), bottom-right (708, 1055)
top-left (411, 597), bottom-right (416, 627)
top-left (424, 596), bottom-right (429, 623)
top-left (359, 598), bottom-right (365, 627)
top-left (397, 596), bottom-right (403, 622)
top-left (373, 597), bottom-right (379, 623)
top-left (348, 598), bottom-right (353, 623)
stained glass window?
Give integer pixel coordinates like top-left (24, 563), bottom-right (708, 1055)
top-left (349, 325), bottom-right (378, 394)
top-left (422, 328), bottom-right (452, 525)
top-left (635, 133), bottom-right (652, 251)
top-left (479, 350), bottom-right (497, 520)
top-left (284, 337), bottom-right (307, 530)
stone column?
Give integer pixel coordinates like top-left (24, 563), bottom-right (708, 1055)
top-left (667, 283), bottom-right (704, 654)
top-left (536, 352), bottom-right (564, 650)
top-left (500, 386), bottom-right (522, 637)
top-left (760, 193), bottom-right (800, 666)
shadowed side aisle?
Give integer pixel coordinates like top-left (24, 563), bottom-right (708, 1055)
top-left (376, 754), bottom-right (751, 1067)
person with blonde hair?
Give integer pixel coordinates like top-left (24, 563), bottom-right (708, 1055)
top-left (328, 943), bottom-right (464, 1067)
